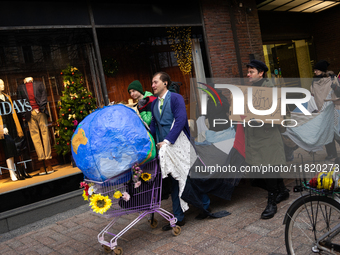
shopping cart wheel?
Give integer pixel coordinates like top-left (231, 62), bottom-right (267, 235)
top-left (148, 219), bottom-right (158, 228)
top-left (102, 245), bottom-right (112, 253)
top-left (113, 246), bottom-right (123, 255)
top-left (172, 226), bottom-right (181, 236)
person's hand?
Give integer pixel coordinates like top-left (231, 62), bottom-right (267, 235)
top-left (34, 109), bottom-right (39, 113)
top-left (3, 128), bottom-right (8, 135)
top-left (156, 141), bottom-right (166, 150)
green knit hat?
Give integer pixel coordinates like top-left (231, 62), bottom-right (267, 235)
top-left (127, 80), bottom-right (144, 95)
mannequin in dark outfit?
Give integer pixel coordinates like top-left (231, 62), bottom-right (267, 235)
top-left (0, 79), bottom-right (31, 181)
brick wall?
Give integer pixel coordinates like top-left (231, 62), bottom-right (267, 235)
top-left (313, 5), bottom-right (340, 75)
top-left (201, 0), bottom-right (264, 78)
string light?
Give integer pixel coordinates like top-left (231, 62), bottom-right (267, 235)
top-left (167, 27), bottom-right (192, 75)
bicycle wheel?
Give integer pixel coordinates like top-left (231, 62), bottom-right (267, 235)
top-left (285, 195), bottom-right (340, 255)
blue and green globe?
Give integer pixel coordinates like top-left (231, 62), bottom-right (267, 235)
top-left (71, 104), bottom-right (156, 182)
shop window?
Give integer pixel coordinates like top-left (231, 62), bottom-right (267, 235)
top-left (0, 46), bottom-right (6, 66)
top-left (22, 45), bottom-right (34, 63)
top-left (60, 45), bottom-right (69, 60)
top-left (42, 45), bottom-right (52, 63)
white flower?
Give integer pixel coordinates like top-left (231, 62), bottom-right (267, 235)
top-left (122, 192), bottom-right (130, 202)
top-left (88, 186), bottom-right (96, 196)
top-left (134, 181), bottom-right (141, 188)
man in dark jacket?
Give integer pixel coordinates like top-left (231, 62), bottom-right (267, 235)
top-left (245, 60), bottom-right (289, 219)
top-left (17, 77), bottom-right (53, 174)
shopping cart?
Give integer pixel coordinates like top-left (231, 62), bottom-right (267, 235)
top-left (84, 158), bottom-right (181, 254)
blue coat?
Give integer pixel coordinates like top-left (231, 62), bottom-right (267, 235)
top-left (150, 91), bottom-right (190, 144)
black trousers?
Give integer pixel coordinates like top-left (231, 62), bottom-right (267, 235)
top-left (265, 178), bottom-right (284, 193)
top-left (251, 173), bottom-right (285, 193)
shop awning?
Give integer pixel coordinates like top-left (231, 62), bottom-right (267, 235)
top-left (257, 0), bottom-right (340, 12)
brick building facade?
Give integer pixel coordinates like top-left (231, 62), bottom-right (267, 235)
top-left (201, 0), bottom-right (264, 78)
top-left (313, 4), bottom-right (340, 74)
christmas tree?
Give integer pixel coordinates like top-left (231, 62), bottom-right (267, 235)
top-left (55, 66), bottom-right (97, 155)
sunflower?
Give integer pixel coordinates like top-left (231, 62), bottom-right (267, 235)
top-left (82, 190), bottom-right (89, 201)
top-left (141, 172), bottom-right (151, 181)
top-left (113, 190), bottom-right (122, 199)
top-left (89, 194), bottom-right (112, 214)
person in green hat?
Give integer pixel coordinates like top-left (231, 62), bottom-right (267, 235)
top-left (127, 80), bottom-right (156, 126)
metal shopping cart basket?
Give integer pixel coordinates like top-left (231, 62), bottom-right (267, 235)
top-left (84, 158), bottom-right (180, 254)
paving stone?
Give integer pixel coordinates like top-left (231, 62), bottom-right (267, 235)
top-left (172, 244), bottom-right (200, 254)
top-left (3, 159), bottom-right (329, 255)
top-left (193, 236), bottom-right (221, 250)
top-left (224, 229), bottom-right (252, 243)
top-left (245, 225), bottom-right (272, 236)
top-left (201, 245), bottom-right (235, 255)
top-left (152, 242), bottom-right (177, 254)
top-left (35, 246), bottom-right (55, 255)
top-left (235, 232), bottom-right (262, 247)
top-left (19, 251), bottom-right (40, 255)
top-left (2, 251), bottom-right (18, 255)
top-left (5, 240), bottom-right (25, 249)
top-left (235, 247), bottom-right (257, 255)
top-left (58, 246), bottom-right (79, 255)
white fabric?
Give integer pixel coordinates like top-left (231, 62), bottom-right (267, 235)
top-left (284, 102), bottom-right (336, 152)
top-left (289, 112), bottom-right (319, 127)
top-left (307, 96), bottom-right (318, 113)
top-left (213, 138), bottom-right (235, 154)
top-left (159, 130), bottom-right (197, 212)
top-left (196, 116), bottom-right (208, 142)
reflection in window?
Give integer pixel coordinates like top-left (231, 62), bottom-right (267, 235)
top-left (42, 45), bottom-right (52, 63)
top-left (22, 45), bottom-right (34, 63)
top-left (0, 47), bottom-right (6, 66)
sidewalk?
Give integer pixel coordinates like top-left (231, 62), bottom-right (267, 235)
top-left (0, 148), bottom-right (333, 255)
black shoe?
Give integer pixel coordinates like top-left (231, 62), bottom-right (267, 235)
top-left (19, 166), bottom-right (32, 178)
top-left (195, 207), bottom-right (211, 220)
top-left (195, 213), bottom-right (208, 220)
top-left (276, 188), bottom-right (290, 204)
top-left (261, 192), bottom-right (277, 219)
top-left (325, 155), bottom-right (337, 160)
top-left (16, 167), bottom-right (25, 180)
top-left (16, 172), bottom-right (25, 180)
top-left (162, 219), bottom-right (185, 231)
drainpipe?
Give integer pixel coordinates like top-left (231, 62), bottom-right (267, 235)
top-left (87, 0), bottom-right (109, 106)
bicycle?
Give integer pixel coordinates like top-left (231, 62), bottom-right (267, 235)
top-left (284, 180), bottom-right (340, 254)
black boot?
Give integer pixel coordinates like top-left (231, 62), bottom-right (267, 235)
top-left (16, 168), bottom-right (25, 180)
top-left (19, 165), bottom-right (32, 178)
top-left (276, 182), bottom-right (290, 204)
top-left (261, 192), bottom-right (277, 219)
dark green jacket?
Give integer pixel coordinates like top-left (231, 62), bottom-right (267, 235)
top-left (245, 78), bottom-right (286, 166)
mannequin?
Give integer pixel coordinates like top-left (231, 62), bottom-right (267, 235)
top-left (0, 79), bottom-right (26, 181)
top-left (17, 77), bottom-right (53, 174)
